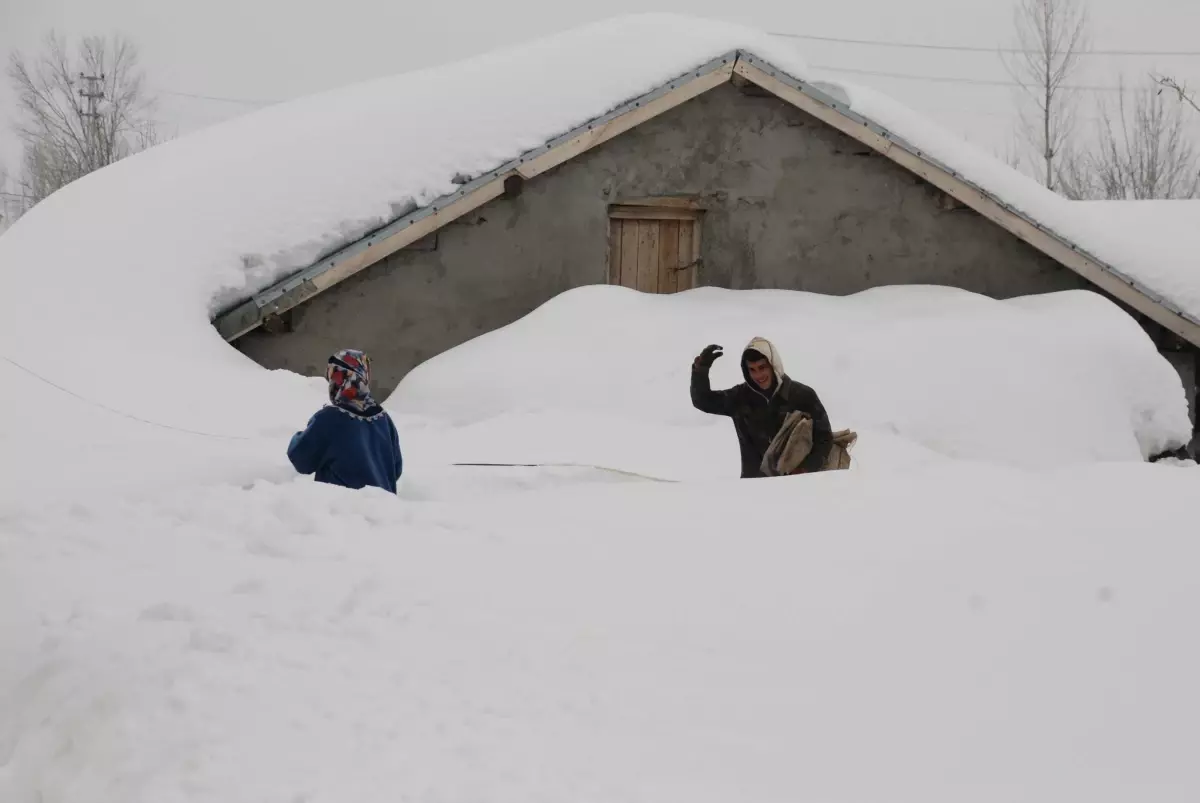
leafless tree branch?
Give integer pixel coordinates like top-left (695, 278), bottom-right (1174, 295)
top-left (1066, 76), bottom-right (1199, 200)
top-left (1154, 75), bottom-right (1200, 117)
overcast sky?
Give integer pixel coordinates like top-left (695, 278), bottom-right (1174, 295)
top-left (2, 0), bottom-right (1199, 190)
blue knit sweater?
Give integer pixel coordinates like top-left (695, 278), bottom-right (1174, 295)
top-left (287, 405), bottom-right (403, 493)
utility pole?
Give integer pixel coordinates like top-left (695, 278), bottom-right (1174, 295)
top-left (0, 190), bottom-right (33, 231)
top-left (78, 71), bottom-right (106, 167)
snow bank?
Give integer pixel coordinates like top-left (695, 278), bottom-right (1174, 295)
top-left (4, 460), bottom-right (1200, 803)
top-left (1, 273), bottom-right (1195, 803)
top-left (393, 285), bottom-right (1192, 476)
top-left (2, 283), bottom-right (1188, 512)
top-left (0, 14), bottom-right (808, 475)
top-left (2, 282), bottom-right (1186, 511)
top-left (1, 15), bottom-right (1197, 449)
top-left (1, 14), bottom-right (1198, 799)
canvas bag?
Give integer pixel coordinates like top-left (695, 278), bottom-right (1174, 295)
top-left (760, 411), bottom-right (858, 476)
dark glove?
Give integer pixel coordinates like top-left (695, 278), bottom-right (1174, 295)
top-left (693, 344), bottom-right (724, 370)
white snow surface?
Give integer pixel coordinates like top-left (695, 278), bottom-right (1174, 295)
top-left (393, 286), bottom-right (1191, 475)
top-left (2, 12), bottom-right (1200, 802)
top-left (5, 461), bottom-right (1200, 803)
top-left (2, 281), bottom-right (1199, 802)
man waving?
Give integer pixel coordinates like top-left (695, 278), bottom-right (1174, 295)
top-left (691, 338), bottom-right (833, 478)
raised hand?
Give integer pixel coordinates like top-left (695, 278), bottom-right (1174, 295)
top-left (695, 344), bottom-right (724, 369)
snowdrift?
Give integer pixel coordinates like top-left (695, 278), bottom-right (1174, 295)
top-left (393, 285), bottom-right (1192, 478)
top-left (1, 284), bottom-right (1196, 803)
top-left (1, 16), bottom-right (1198, 446)
top-left (3, 448), bottom-right (1200, 803)
top-left (0, 283), bottom-right (1191, 511)
top-left (1, 13), bottom-right (1199, 802)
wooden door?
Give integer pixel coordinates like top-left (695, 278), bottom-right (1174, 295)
top-left (608, 206), bottom-right (701, 293)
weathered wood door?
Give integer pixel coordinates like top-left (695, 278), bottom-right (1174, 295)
top-left (608, 205), bottom-right (701, 293)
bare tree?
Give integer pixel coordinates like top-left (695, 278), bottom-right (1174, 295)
top-left (1052, 149), bottom-right (1095, 199)
top-left (0, 164), bottom-right (8, 232)
top-left (1155, 75), bottom-right (1200, 117)
top-left (1003, 0), bottom-right (1089, 193)
top-left (1081, 79), bottom-right (1200, 199)
top-left (8, 31), bottom-right (158, 204)
top-left (0, 165), bottom-right (28, 232)
top-left (997, 135), bottom-right (1025, 171)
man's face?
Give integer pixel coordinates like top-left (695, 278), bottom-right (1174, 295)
top-left (747, 358), bottom-right (773, 390)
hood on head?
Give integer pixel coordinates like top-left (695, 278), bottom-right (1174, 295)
top-left (741, 336), bottom-right (785, 390)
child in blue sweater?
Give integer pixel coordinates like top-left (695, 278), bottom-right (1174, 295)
top-left (288, 349), bottom-right (403, 493)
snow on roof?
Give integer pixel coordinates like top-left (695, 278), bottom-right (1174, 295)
top-left (1, 14), bottom-right (813, 434)
top-left (1059, 200), bottom-right (1200, 316)
top-left (1, 14), bottom-right (1198, 412)
top-left (1, 15), bottom-right (812, 319)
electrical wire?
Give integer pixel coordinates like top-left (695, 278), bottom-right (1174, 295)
top-left (811, 63), bottom-right (1143, 92)
top-left (2, 354), bottom-right (251, 440)
top-left (769, 30), bottom-right (1200, 58)
top-left (153, 87), bottom-right (279, 106)
top-left (0, 356), bottom-right (683, 472)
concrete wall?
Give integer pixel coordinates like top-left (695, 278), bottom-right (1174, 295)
top-left (237, 82), bottom-right (1088, 397)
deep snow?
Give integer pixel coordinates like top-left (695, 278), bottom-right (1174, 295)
top-left (3, 453), bottom-right (1200, 803)
top-left (1, 13), bottom-right (1199, 802)
top-left (2, 282), bottom-right (1199, 802)
top-left (0, 285), bottom-right (1190, 510)
top-left (393, 285), bottom-right (1192, 475)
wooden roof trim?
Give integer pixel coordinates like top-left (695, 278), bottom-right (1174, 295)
top-left (733, 56), bottom-right (1200, 348)
top-left (213, 54), bottom-right (737, 341)
top-left (611, 196), bottom-right (706, 210)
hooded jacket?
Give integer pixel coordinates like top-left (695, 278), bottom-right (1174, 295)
top-left (691, 337), bottom-right (833, 478)
top-left (287, 350), bottom-right (404, 493)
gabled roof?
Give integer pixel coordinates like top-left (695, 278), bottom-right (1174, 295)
top-left (212, 27), bottom-right (1200, 347)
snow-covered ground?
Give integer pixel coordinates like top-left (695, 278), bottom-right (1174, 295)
top-left (1, 13), bottom-right (1199, 801)
top-left (4, 457), bottom-right (1200, 803)
top-left (3, 282), bottom-right (1199, 802)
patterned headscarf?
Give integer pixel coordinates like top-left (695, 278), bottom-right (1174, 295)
top-left (326, 349), bottom-right (377, 414)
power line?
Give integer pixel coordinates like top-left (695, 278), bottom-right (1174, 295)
top-left (811, 63), bottom-right (1139, 92)
top-left (153, 87), bottom-right (278, 106)
top-left (769, 30), bottom-right (1200, 58)
top-left (1, 354), bottom-right (250, 440)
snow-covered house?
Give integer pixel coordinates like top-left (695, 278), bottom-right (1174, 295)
top-left (202, 18), bottom-right (1192, 446)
